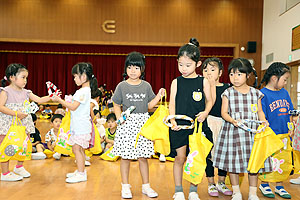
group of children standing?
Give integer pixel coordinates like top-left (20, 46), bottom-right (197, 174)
top-left (0, 38), bottom-right (297, 200)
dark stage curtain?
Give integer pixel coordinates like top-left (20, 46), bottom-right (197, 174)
top-left (0, 42), bottom-right (233, 98)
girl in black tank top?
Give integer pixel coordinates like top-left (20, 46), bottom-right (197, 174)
top-left (169, 38), bottom-right (213, 200)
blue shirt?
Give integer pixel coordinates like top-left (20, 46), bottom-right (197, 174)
top-left (261, 88), bottom-right (293, 135)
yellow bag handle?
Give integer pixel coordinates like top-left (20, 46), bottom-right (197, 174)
top-left (12, 111), bottom-right (22, 126)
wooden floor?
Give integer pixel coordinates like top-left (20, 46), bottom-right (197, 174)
top-left (1, 120), bottom-right (300, 200)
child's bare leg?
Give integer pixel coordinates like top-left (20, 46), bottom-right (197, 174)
top-left (138, 157), bottom-right (149, 184)
top-left (36, 144), bottom-right (45, 153)
top-left (120, 158), bottom-right (130, 184)
top-left (72, 144), bottom-right (85, 172)
top-left (1, 162), bottom-right (9, 174)
top-left (174, 146), bottom-right (186, 187)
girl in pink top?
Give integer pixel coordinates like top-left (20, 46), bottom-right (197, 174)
top-left (0, 63), bottom-right (51, 182)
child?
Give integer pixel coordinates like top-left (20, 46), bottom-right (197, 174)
top-left (201, 57), bottom-right (232, 197)
top-left (104, 113), bottom-right (117, 152)
top-left (213, 58), bottom-right (270, 200)
top-left (42, 104), bottom-right (53, 118)
top-left (30, 113), bottom-right (47, 160)
top-left (93, 109), bottom-right (106, 150)
top-left (111, 51), bottom-right (165, 199)
top-left (90, 88), bottom-right (102, 120)
top-left (44, 114), bottom-right (63, 160)
top-left (54, 103), bottom-right (65, 116)
top-left (169, 38), bottom-right (213, 200)
top-left (52, 62), bottom-right (98, 183)
top-left (258, 62), bottom-right (293, 199)
top-left (0, 63), bottom-right (51, 181)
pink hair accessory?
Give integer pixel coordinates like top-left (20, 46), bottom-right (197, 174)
top-left (4, 76), bottom-right (7, 81)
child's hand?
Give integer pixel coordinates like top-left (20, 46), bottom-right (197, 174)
top-left (196, 111), bottom-right (208, 123)
top-left (289, 130), bottom-right (294, 138)
top-left (206, 75), bottom-right (215, 87)
top-left (51, 95), bottom-right (61, 102)
top-left (232, 119), bottom-right (239, 127)
top-left (262, 120), bottom-right (269, 127)
top-left (17, 110), bottom-right (28, 119)
top-left (171, 119), bottom-right (181, 131)
top-left (158, 88), bottom-right (166, 98)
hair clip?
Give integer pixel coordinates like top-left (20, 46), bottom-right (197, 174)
top-left (188, 42), bottom-right (196, 47)
top-left (4, 76), bottom-right (7, 81)
top-left (92, 75), bottom-right (95, 78)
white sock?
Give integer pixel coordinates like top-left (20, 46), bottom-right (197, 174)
top-left (232, 185), bottom-right (240, 194)
top-left (249, 186), bottom-right (257, 196)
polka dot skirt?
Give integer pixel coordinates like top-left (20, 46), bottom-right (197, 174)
top-left (111, 113), bottom-right (154, 159)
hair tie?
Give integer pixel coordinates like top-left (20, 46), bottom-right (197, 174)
top-left (188, 42), bottom-right (196, 47)
top-left (92, 75), bottom-right (95, 78)
top-left (4, 76), bottom-right (7, 81)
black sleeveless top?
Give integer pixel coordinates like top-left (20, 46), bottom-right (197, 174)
top-left (209, 83), bottom-right (230, 117)
top-left (174, 75), bottom-right (208, 131)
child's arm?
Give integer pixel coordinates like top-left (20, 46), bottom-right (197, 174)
top-left (113, 103), bottom-right (122, 119)
top-left (169, 79), bottom-right (180, 131)
top-left (257, 99), bottom-right (267, 123)
top-left (105, 138), bottom-right (114, 144)
top-left (90, 102), bottom-right (95, 121)
top-left (52, 95), bottom-right (80, 111)
top-left (148, 88), bottom-right (165, 109)
top-left (207, 76), bottom-right (216, 104)
top-left (196, 78), bottom-right (213, 122)
top-left (0, 91), bottom-right (27, 119)
top-left (29, 93), bottom-right (51, 104)
top-left (221, 96), bottom-right (238, 127)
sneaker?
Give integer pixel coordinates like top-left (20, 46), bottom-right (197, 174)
top-left (274, 187), bottom-right (291, 199)
top-left (142, 183), bottom-right (158, 198)
top-left (290, 177), bottom-right (300, 184)
top-left (65, 172), bottom-right (87, 183)
top-left (121, 183), bottom-right (132, 199)
top-left (259, 184), bottom-right (275, 198)
top-left (231, 193), bottom-right (243, 200)
top-left (31, 152), bottom-right (47, 160)
top-left (248, 195), bottom-right (259, 200)
top-left (85, 160), bottom-right (91, 166)
top-left (188, 192), bottom-right (200, 200)
top-left (1, 172), bottom-right (23, 181)
top-left (216, 182), bottom-right (233, 196)
top-left (159, 154), bottom-right (166, 162)
top-left (66, 170), bottom-right (87, 178)
top-left (53, 152), bottom-right (61, 160)
top-left (208, 184), bottom-right (219, 197)
top-left (13, 166), bottom-right (31, 178)
top-left (173, 192), bottom-right (185, 200)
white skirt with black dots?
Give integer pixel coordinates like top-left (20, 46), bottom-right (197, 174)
top-left (111, 113), bottom-right (154, 159)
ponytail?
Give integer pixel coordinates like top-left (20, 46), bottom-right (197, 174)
top-left (252, 67), bottom-right (258, 88)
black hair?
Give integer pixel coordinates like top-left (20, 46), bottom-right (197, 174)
top-left (228, 58), bottom-right (258, 88)
top-left (123, 52), bottom-right (146, 80)
top-left (92, 89), bottom-right (102, 99)
top-left (93, 109), bottom-right (99, 116)
top-left (177, 38), bottom-right (201, 63)
top-left (1, 63), bottom-right (28, 87)
top-left (31, 113), bottom-right (37, 122)
top-left (45, 104), bottom-right (50, 108)
top-left (106, 113), bottom-right (116, 121)
top-left (201, 57), bottom-right (224, 72)
top-left (259, 62), bottom-right (290, 88)
top-left (57, 104), bottom-right (63, 109)
top-left (72, 62), bottom-right (98, 95)
top-left (51, 114), bottom-right (64, 122)
top-left (99, 84), bottom-right (106, 90)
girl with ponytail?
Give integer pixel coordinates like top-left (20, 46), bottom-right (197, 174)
top-left (52, 62), bottom-right (98, 183)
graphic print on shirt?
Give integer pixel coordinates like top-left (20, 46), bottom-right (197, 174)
top-left (126, 93), bottom-right (146, 102)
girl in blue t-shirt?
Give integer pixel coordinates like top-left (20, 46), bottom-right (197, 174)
top-left (52, 62), bottom-right (98, 184)
top-left (259, 62), bottom-right (293, 199)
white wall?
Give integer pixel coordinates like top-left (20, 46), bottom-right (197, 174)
top-left (262, 0), bottom-right (300, 70)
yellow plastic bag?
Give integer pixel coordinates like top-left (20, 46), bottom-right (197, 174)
top-left (101, 107), bottom-right (110, 116)
top-left (259, 133), bottom-right (293, 182)
top-left (54, 112), bottom-right (74, 156)
top-left (248, 126), bottom-right (284, 173)
top-left (43, 149), bottom-right (55, 158)
top-left (293, 149), bottom-right (300, 174)
top-left (138, 95), bottom-right (170, 155)
top-left (0, 116), bottom-right (32, 162)
top-left (183, 120), bottom-right (213, 185)
top-left (86, 123), bottom-right (102, 155)
top-left (99, 146), bottom-right (119, 161)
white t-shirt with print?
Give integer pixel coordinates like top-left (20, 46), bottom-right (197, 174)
top-left (70, 87), bottom-right (92, 135)
top-left (45, 128), bottom-right (57, 144)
